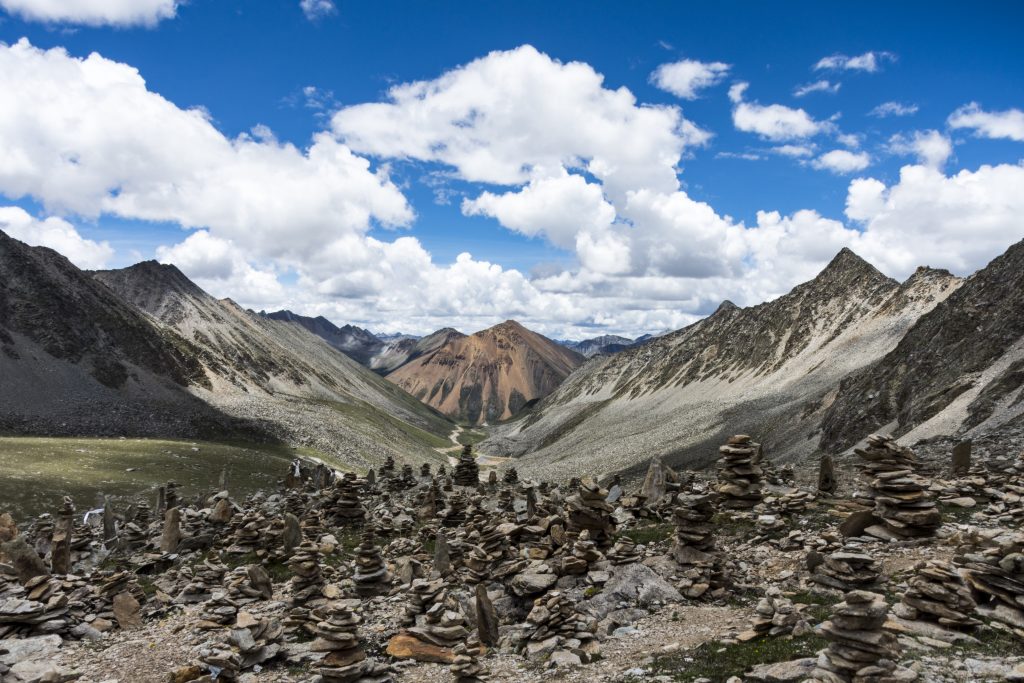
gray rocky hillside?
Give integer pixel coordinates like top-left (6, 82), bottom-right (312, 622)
top-left (483, 248), bottom-right (962, 483)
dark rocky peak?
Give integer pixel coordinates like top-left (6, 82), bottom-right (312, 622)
top-left (93, 260), bottom-right (208, 300)
top-left (801, 247), bottom-right (897, 299)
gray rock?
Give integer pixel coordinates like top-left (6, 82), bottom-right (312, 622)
top-left (746, 657), bottom-right (817, 682)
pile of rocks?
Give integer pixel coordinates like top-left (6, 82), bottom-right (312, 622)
top-left (810, 590), bottom-right (916, 682)
top-left (959, 531), bottom-right (1024, 639)
top-left (715, 435), bottom-right (764, 509)
top-left (225, 565), bottom-right (273, 604)
top-left (400, 578), bottom-right (445, 627)
top-left (523, 591), bottom-right (600, 664)
top-left (353, 530), bottom-right (392, 597)
top-left (443, 494), bottom-right (468, 528)
top-left (669, 493), bottom-right (722, 599)
top-left (855, 434), bottom-right (941, 539)
top-left (198, 614), bottom-right (284, 679)
top-left (894, 560), bottom-right (979, 629)
top-left (454, 445), bottom-right (480, 487)
top-left (312, 604), bottom-right (392, 682)
top-left (450, 635), bottom-right (487, 682)
top-left (811, 550), bottom-right (883, 591)
top-left (741, 586), bottom-right (809, 639)
top-left (197, 591), bottom-right (238, 629)
top-left (331, 474), bottom-right (366, 527)
top-left (176, 557), bottom-right (228, 603)
top-left (606, 536), bottom-right (642, 565)
top-left (503, 468), bottom-right (518, 485)
top-left (288, 541), bottom-right (325, 607)
top-left (565, 479), bottom-right (615, 548)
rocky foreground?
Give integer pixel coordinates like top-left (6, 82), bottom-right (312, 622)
top-left (1, 439), bottom-right (1023, 683)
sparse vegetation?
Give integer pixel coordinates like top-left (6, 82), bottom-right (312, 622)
top-left (652, 634), bottom-right (828, 682)
top-left (623, 523), bottom-right (675, 545)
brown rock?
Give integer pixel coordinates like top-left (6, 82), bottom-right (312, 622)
top-left (113, 591), bottom-right (142, 629)
top-left (386, 633), bottom-right (456, 663)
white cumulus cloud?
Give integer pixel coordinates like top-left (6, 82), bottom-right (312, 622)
top-left (948, 103), bottom-right (1024, 142)
top-left (812, 150), bottom-right (871, 174)
top-left (650, 59), bottom-right (730, 99)
top-left (0, 0), bottom-right (177, 26)
top-left (793, 80), bottom-right (840, 97)
top-left (887, 130), bottom-right (953, 169)
top-left (729, 82), bottom-right (827, 141)
top-left (0, 205), bottom-right (113, 268)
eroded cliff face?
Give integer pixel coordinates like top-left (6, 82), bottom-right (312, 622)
top-left (385, 320), bottom-right (584, 425)
top-left (820, 238), bottom-right (1024, 451)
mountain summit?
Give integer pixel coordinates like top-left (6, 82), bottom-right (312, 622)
top-left (385, 319), bottom-right (584, 424)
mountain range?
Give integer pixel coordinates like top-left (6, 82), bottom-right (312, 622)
top-left (3, 225), bottom-right (1023, 480)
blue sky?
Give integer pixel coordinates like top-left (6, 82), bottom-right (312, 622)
top-left (0, 1), bottom-right (1022, 337)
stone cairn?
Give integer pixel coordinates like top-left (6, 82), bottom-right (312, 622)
top-left (810, 590), bottom-right (915, 683)
top-left (958, 531), bottom-right (1024, 640)
top-left (197, 591), bottom-right (239, 629)
top-left (669, 493), bottom-right (722, 599)
top-left (523, 591), bottom-right (600, 663)
top-left (312, 604), bottom-right (392, 683)
top-left (503, 467), bottom-right (518, 485)
top-left (811, 550), bottom-right (883, 591)
top-left (380, 456), bottom-right (396, 480)
top-left (741, 586), bottom-right (809, 640)
top-left (451, 634), bottom-right (488, 682)
top-left (716, 435), bottom-right (764, 509)
top-left (353, 529), bottom-right (392, 597)
top-left (855, 434), bottom-right (941, 539)
top-left (198, 614), bottom-right (284, 679)
top-left (442, 494), bottom-right (468, 528)
top-left (894, 560), bottom-right (979, 629)
top-left (565, 478), bottom-right (615, 548)
top-left (285, 541), bottom-right (325, 636)
top-left (454, 445), bottom-right (479, 487)
top-left (331, 473), bottom-right (366, 527)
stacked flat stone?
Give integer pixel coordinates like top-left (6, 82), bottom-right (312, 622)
top-left (312, 604), bottom-right (392, 683)
top-left (288, 541), bottom-right (325, 606)
top-left (454, 445), bottom-right (480, 487)
top-left (225, 565), bottom-right (273, 604)
top-left (225, 510), bottom-right (265, 554)
top-left (406, 594), bottom-right (470, 650)
top-left (811, 550), bottom-right (882, 591)
top-left (565, 478), bottom-right (615, 548)
top-left (523, 591), bottom-right (600, 663)
top-left (119, 520), bottom-right (149, 552)
top-left (443, 494), bottom-right (468, 528)
top-left (420, 463), bottom-right (431, 479)
top-left (353, 529), bottom-right (392, 597)
top-left (810, 590), bottom-right (915, 683)
top-left (451, 635), bottom-right (488, 682)
top-left (331, 474), bottom-right (366, 526)
top-left (743, 586), bottom-right (808, 639)
top-left (716, 435), bottom-right (764, 509)
top-left (198, 615), bottom-right (284, 679)
top-left (197, 590), bottom-right (239, 629)
top-left (503, 467), bottom-right (518, 485)
top-left (607, 536), bottom-right (642, 565)
top-left (958, 531), bottom-right (1024, 639)
top-left (765, 488), bottom-right (815, 514)
top-left (0, 582), bottom-right (73, 638)
top-left (401, 578), bottom-right (445, 627)
top-left (381, 456), bottom-right (396, 479)
top-left (855, 434), bottom-right (941, 539)
top-left (894, 560), bottom-right (979, 629)
top-left (669, 493), bottom-right (721, 599)
top-left (93, 570), bottom-right (146, 623)
top-left (177, 557), bottom-right (229, 603)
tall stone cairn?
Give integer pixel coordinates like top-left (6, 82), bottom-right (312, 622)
top-left (855, 434), bottom-right (941, 539)
top-left (958, 531), bottom-right (1024, 639)
top-left (454, 445), bottom-right (480, 487)
top-left (565, 478), bottom-right (615, 548)
top-left (312, 604), bottom-right (392, 683)
top-left (353, 529), bottom-right (392, 597)
top-left (716, 435), bottom-right (764, 509)
top-left (810, 590), bottom-right (915, 683)
top-left (331, 473), bottom-right (366, 526)
top-left (669, 493), bottom-right (721, 599)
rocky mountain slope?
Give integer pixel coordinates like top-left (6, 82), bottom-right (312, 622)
top-left (90, 261), bottom-right (454, 468)
top-left (385, 320), bottom-right (584, 425)
top-left (561, 334), bottom-right (636, 358)
top-left (369, 327), bottom-right (466, 374)
top-left (260, 310), bottom-right (384, 366)
top-left (821, 238), bottom-right (1024, 451)
top-left (0, 231), bottom-right (247, 438)
top-left (483, 248), bottom-right (963, 481)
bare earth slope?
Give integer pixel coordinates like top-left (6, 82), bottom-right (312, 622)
top-left (91, 261), bottom-right (454, 469)
top-left (261, 310), bottom-right (385, 366)
top-left (369, 327), bottom-right (466, 374)
top-left (385, 320), bottom-right (584, 425)
top-left (0, 230), bottom-right (250, 438)
top-left (483, 249), bottom-right (962, 481)
top-left (821, 238), bottom-right (1024, 451)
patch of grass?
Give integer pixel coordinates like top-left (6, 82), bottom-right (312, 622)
top-left (0, 436), bottom-right (313, 518)
top-left (456, 429), bottom-right (487, 446)
top-left (623, 523), bottom-right (675, 545)
top-left (711, 512), bottom-right (756, 537)
top-left (948, 622), bottom-right (1021, 658)
top-left (788, 590), bottom-right (838, 622)
top-left (652, 634), bottom-right (827, 682)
